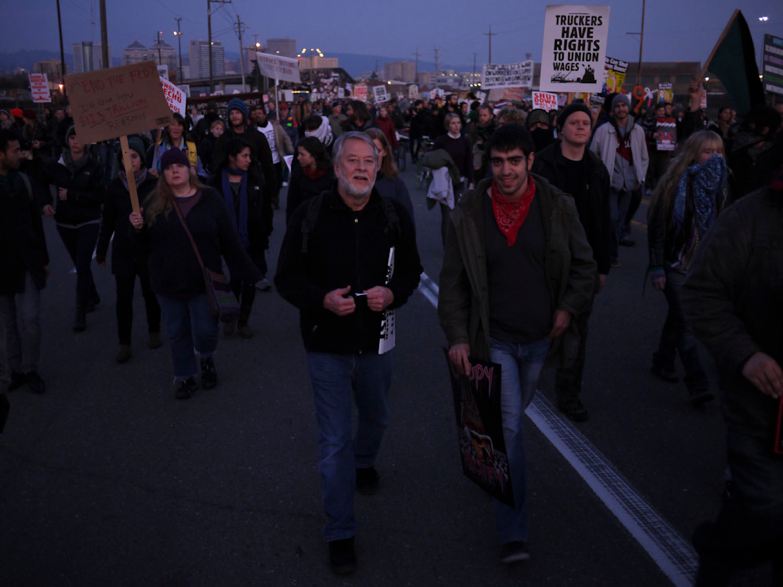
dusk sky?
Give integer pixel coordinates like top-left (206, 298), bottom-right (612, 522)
top-left (2, 0), bottom-right (781, 68)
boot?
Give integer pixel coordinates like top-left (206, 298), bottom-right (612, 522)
top-left (73, 308), bottom-right (86, 332)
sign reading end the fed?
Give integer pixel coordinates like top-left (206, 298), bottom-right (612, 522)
top-left (65, 61), bottom-right (172, 144)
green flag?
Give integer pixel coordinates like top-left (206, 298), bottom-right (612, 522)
top-left (705, 10), bottom-right (765, 115)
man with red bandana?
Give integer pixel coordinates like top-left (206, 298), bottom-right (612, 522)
top-left (438, 124), bottom-right (596, 564)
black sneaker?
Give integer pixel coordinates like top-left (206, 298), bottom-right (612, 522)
top-left (500, 541), bottom-right (530, 564)
top-left (8, 371), bottom-right (26, 391)
top-left (328, 538), bottom-right (356, 575)
top-left (651, 364), bottom-right (679, 383)
top-left (200, 358), bottom-right (218, 389)
top-left (174, 377), bottom-right (198, 400)
top-left (25, 372), bottom-right (45, 394)
top-left (356, 467), bottom-right (380, 495)
top-left (73, 309), bottom-right (86, 333)
top-left (557, 397), bottom-right (589, 422)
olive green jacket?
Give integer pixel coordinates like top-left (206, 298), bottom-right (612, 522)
top-left (438, 174), bottom-right (597, 364)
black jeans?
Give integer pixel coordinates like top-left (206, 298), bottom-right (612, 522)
top-left (555, 307), bottom-right (593, 402)
top-left (115, 262), bottom-right (161, 345)
top-left (57, 223), bottom-right (99, 310)
top-left (653, 270), bottom-right (709, 392)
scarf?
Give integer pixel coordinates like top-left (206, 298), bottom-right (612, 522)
top-left (61, 149), bottom-right (90, 174)
top-left (119, 168), bottom-right (149, 191)
top-left (302, 165), bottom-right (327, 181)
top-left (673, 155), bottom-right (727, 238)
top-left (221, 167), bottom-right (249, 248)
top-left (490, 177), bottom-right (536, 247)
top-left (304, 116), bottom-right (334, 147)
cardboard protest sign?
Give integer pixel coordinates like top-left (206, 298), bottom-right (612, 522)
top-left (481, 61), bottom-right (534, 89)
top-left (372, 84), bottom-right (390, 104)
top-left (29, 73), bottom-right (51, 104)
top-left (254, 52), bottom-right (301, 83)
top-left (540, 5), bottom-right (610, 93)
top-left (354, 84), bottom-right (368, 102)
top-left (446, 353), bottom-right (514, 506)
top-left (532, 91), bottom-right (559, 112)
top-left (603, 56), bottom-right (628, 94)
top-left (160, 76), bottom-right (186, 117)
top-left (656, 117), bottom-right (677, 151)
top-left (65, 61), bottom-right (172, 145)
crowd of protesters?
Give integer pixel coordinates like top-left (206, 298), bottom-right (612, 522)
top-left (1, 83), bottom-right (782, 582)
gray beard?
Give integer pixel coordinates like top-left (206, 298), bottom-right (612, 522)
top-left (338, 176), bottom-right (373, 199)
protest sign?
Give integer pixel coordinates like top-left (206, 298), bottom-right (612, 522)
top-left (540, 5), bottom-right (610, 93)
top-left (157, 64), bottom-right (169, 80)
top-left (354, 84), bottom-right (368, 102)
top-left (65, 61), bottom-right (172, 145)
top-left (254, 52), bottom-right (301, 83)
top-left (373, 84), bottom-right (390, 104)
top-left (532, 91), bottom-right (559, 112)
top-left (603, 56), bottom-right (628, 94)
top-left (408, 84), bottom-right (419, 100)
top-left (655, 117), bottom-right (677, 151)
top-left (762, 34), bottom-right (783, 96)
top-left (160, 76), bottom-right (186, 117)
top-left (446, 353), bottom-right (514, 506)
top-left (28, 73), bottom-right (51, 103)
top-left (481, 61), bottom-right (534, 89)
top-left (657, 82), bottom-right (673, 104)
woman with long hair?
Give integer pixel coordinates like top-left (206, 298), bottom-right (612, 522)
top-left (212, 138), bottom-right (271, 337)
top-left (365, 127), bottom-right (414, 225)
top-left (285, 136), bottom-right (334, 224)
top-left (149, 113), bottom-right (205, 178)
top-left (96, 136), bottom-right (161, 363)
top-left (647, 130), bottom-right (729, 405)
top-left (129, 149), bottom-right (260, 399)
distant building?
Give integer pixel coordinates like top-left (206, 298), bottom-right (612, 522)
top-left (32, 60), bottom-right (63, 82)
top-left (189, 40), bottom-right (225, 79)
top-left (72, 42), bottom-right (109, 73)
top-left (266, 38), bottom-right (297, 58)
top-left (383, 61), bottom-right (416, 83)
top-left (123, 41), bottom-right (149, 65)
top-left (149, 37), bottom-right (178, 76)
top-left (298, 48), bottom-right (338, 70)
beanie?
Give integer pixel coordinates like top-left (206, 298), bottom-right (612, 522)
top-left (611, 94), bottom-right (631, 110)
top-left (160, 148), bottom-right (190, 171)
top-left (526, 109), bottom-right (550, 129)
top-left (557, 103), bottom-right (592, 130)
top-left (227, 97), bottom-right (249, 120)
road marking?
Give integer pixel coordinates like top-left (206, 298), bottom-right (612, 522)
top-left (417, 271), bottom-right (698, 586)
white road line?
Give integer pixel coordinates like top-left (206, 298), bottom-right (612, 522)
top-left (417, 271), bottom-right (698, 586)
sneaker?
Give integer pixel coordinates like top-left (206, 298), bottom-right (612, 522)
top-left (200, 357), bottom-right (218, 389)
top-left (25, 371), bottom-right (45, 394)
top-left (651, 364), bottom-right (679, 383)
top-left (356, 467), bottom-right (380, 495)
top-left (689, 389), bottom-right (714, 407)
top-left (328, 538), bottom-right (356, 575)
top-left (237, 324), bottom-right (254, 339)
top-left (8, 371), bottom-right (26, 391)
top-left (557, 397), bottom-right (589, 422)
top-left (148, 332), bottom-right (162, 349)
top-left (116, 345), bottom-right (132, 364)
top-left (223, 320), bottom-right (236, 336)
top-left (174, 377), bottom-right (198, 400)
top-left (500, 541), bottom-right (530, 564)
top-left (256, 278), bottom-right (272, 292)
top-left (73, 309), bottom-right (86, 333)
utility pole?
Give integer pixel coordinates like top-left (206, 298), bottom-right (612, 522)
top-left (99, 0), bottom-right (109, 68)
top-left (637, 0), bottom-right (646, 85)
top-left (234, 15), bottom-right (246, 92)
top-left (207, 0), bottom-right (231, 93)
top-left (173, 17), bottom-right (183, 82)
top-left (472, 52), bottom-right (477, 75)
top-left (56, 0), bottom-right (67, 93)
top-left (484, 25), bottom-right (496, 65)
top-left (413, 48), bottom-right (420, 82)
top-left (434, 47), bottom-right (440, 73)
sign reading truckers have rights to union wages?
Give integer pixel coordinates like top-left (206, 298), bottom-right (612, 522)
top-left (539, 5), bottom-right (610, 93)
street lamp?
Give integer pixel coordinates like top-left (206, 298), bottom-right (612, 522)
top-left (758, 16), bottom-right (769, 22)
top-left (173, 22), bottom-right (183, 82)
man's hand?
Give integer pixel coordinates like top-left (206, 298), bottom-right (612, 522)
top-left (57, 187), bottom-right (68, 201)
top-left (652, 274), bottom-right (667, 290)
top-left (548, 309), bottom-right (572, 340)
top-left (742, 352), bottom-right (783, 399)
top-left (42, 204), bottom-right (55, 217)
top-left (364, 286), bottom-right (394, 312)
top-left (598, 274), bottom-right (607, 292)
top-left (448, 343), bottom-right (472, 377)
top-left (323, 285), bottom-right (356, 317)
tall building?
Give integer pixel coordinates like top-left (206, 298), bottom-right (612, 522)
top-left (266, 38), bottom-right (297, 58)
top-left (149, 37), bottom-right (178, 77)
top-left (72, 42), bottom-right (108, 73)
top-left (123, 41), bottom-right (148, 65)
top-left (383, 61), bottom-right (416, 83)
top-left (189, 40), bottom-right (225, 79)
top-left (32, 60), bottom-right (63, 82)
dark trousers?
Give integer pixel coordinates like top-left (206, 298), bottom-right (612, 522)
top-left (694, 431), bottom-right (783, 586)
top-left (230, 279), bottom-right (256, 326)
top-left (653, 270), bottom-right (709, 392)
top-left (57, 223), bottom-right (99, 310)
top-left (115, 262), bottom-right (161, 345)
top-left (555, 307), bottom-right (593, 401)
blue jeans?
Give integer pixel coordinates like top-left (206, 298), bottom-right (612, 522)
top-left (609, 188), bottom-right (632, 261)
top-left (0, 273), bottom-right (42, 375)
top-left (157, 294), bottom-right (218, 379)
top-left (306, 351), bottom-right (393, 541)
top-left (489, 337), bottom-right (550, 543)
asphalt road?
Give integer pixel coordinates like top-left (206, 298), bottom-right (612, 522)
top-left (0, 163), bottom-right (773, 586)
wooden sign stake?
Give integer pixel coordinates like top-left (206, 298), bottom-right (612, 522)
top-left (119, 135), bottom-right (141, 214)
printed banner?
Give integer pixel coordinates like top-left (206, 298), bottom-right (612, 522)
top-left (603, 56), bottom-right (628, 94)
top-left (65, 61), bottom-right (172, 144)
top-left (373, 84), bottom-right (390, 104)
top-left (160, 76), bottom-right (186, 117)
top-left (532, 91), bottom-right (559, 111)
top-left (354, 83), bottom-right (368, 102)
top-left (655, 118), bottom-right (677, 151)
top-left (540, 5), bottom-right (610, 92)
top-left (254, 52), bottom-right (301, 83)
top-left (657, 82), bottom-right (673, 104)
top-left (28, 73), bottom-right (51, 104)
top-left (481, 61), bottom-right (534, 89)
top-left (763, 34), bottom-right (783, 96)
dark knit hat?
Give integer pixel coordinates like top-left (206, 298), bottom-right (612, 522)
top-left (227, 97), bottom-right (249, 119)
top-left (526, 108), bottom-right (550, 129)
top-left (65, 125), bottom-right (76, 142)
top-left (557, 103), bottom-right (592, 130)
top-left (126, 136), bottom-right (147, 163)
top-left (611, 94), bottom-right (631, 110)
top-left (160, 148), bottom-right (190, 171)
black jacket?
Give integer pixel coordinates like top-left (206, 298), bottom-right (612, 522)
top-left (212, 125), bottom-right (275, 199)
top-left (142, 188), bottom-right (261, 298)
top-left (275, 187), bottom-right (422, 354)
top-left (96, 173), bottom-right (158, 275)
top-left (682, 186), bottom-right (783, 441)
top-left (285, 161), bottom-right (336, 225)
top-left (0, 171), bottom-right (49, 293)
top-left (533, 143), bottom-right (612, 275)
top-left (46, 153), bottom-right (105, 226)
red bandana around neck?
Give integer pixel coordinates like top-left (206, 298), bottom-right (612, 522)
top-left (490, 177), bottom-right (536, 247)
